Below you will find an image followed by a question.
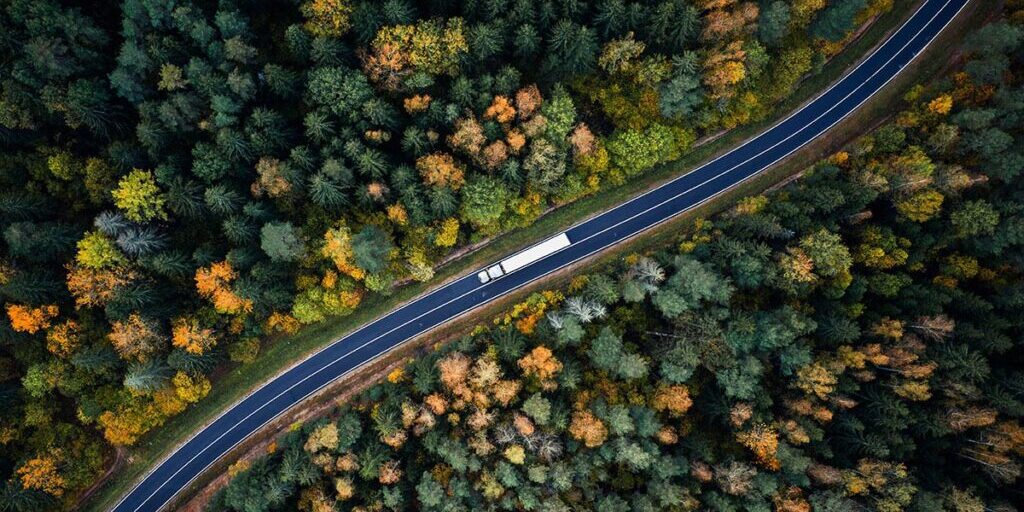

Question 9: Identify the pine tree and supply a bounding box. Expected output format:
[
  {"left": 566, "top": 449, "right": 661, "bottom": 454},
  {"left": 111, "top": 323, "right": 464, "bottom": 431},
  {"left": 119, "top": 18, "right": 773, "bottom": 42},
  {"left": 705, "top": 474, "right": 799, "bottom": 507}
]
[
  {"left": 204, "top": 184, "right": 244, "bottom": 217},
  {"left": 143, "top": 249, "right": 192, "bottom": 278},
  {"left": 308, "top": 171, "right": 349, "bottom": 209},
  {"left": 0, "top": 192, "right": 52, "bottom": 222},
  {"left": 123, "top": 359, "right": 173, "bottom": 393},
  {"left": 3, "top": 222, "right": 79, "bottom": 262},
  {"left": 115, "top": 226, "right": 166, "bottom": 257},
  {"left": 543, "top": 20, "right": 599, "bottom": 80},
  {"left": 62, "top": 79, "right": 118, "bottom": 136},
  {"left": 513, "top": 23, "right": 542, "bottom": 63},
  {"left": 93, "top": 211, "right": 131, "bottom": 237},
  {"left": 304, "top": 110, "right": 335, "bottom": 143},
  {"left": 222, "top": 216, "right": 258, "bottom": 245}
]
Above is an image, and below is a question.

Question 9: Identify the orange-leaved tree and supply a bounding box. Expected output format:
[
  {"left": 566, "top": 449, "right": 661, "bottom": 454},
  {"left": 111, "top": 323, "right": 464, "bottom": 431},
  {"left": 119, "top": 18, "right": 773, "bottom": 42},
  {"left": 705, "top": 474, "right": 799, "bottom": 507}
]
[
  {"left": 16, "top": 451, "right": 66, "bottom": 496},
  {"left": 171, "top": 316, "right": 218, "bottom": 355},
  {"left": 6, "top": 303, "right": 59, "bottom": 334},
  {"left": 195, "top": 260, "right": 253, "bottom": 314}
]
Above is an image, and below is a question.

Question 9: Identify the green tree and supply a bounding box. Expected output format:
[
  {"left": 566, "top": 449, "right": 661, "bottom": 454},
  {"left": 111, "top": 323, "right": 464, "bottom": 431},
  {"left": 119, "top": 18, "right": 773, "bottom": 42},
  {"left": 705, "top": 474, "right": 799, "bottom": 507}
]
[
  {"left": 646, "top": 0, "right": 699, "bottom": 53},
  {"left": 123, "top": 360, "right": 173, "bottom": 394},
  {"left": 798, "top": 229, "right": 852, "bottom": 279},
  {"left": 950, "top": 200, "right": 999, "bottom": 238},
  {"left": 460, "top": 176, "right": 509, "bottom": 231},
  {"left": 588, "top": 327, "right": 624, "bottom": 372},
  {"left": 543, "top": 20, "right": 599, "bottom": 79},
  {"left": 759, "top": 1, "right": 792, "bottom": 48},
  {"left": 607, "top": 124, "right": 691, "bottom": 177},
  {"left": 659, "top": 53, "right": 704, "bottom": 119},
  {"left": 306, "top": 66, "right": 374, "bottom": 122},
  {"left": 521, "top": 393, "right": 551, "bottom": 425},
  {"left": 416, "top": 472, "right": 445, "bottom": 508},
  {"left": 351, "top": 225, "right": 393, "bottom": 274},
  {"left": 261, "top": 222, "right": 305, "bottom": 262},
  {"left": 3, "top": 222, "right": 79, "bottom": 263},
  {"left": 811, "top": 0, "right": 867, "bottom": 41}
]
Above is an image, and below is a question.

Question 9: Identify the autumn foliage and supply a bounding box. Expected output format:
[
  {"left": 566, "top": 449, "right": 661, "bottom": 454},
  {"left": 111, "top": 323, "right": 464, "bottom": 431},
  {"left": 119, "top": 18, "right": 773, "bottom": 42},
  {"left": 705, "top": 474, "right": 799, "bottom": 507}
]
[
  {"left": 195, "top": 261, "right": 253, "bottom": 314},
  {"left": 416, "top": 153, "right": 465, "bottom": 189},
  {"left": 171, "top": 317, "right": 218, "bottom": 355},
  {"left": 17, "top": 452, "right": 66, "bottom": 496},
  {"left": 6, "top": 303, "right": 58, "bottom": 334}
]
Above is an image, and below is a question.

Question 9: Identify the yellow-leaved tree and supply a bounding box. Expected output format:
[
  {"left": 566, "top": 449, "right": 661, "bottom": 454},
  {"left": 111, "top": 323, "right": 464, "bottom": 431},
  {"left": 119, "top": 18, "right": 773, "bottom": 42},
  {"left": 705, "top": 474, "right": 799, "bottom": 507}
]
[
  {"left": 111, "top": 169, "right": 167, "bottom": 222},
  {"left": 301, "top": 0, "right": 353, "bottom": 37}
]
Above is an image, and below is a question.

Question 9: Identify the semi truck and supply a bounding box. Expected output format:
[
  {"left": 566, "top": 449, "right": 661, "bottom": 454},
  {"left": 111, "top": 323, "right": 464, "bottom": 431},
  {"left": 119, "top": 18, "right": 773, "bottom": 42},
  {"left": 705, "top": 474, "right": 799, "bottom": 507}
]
[{"left": 477, "top": 232, "right": 572, "bottom": 284}]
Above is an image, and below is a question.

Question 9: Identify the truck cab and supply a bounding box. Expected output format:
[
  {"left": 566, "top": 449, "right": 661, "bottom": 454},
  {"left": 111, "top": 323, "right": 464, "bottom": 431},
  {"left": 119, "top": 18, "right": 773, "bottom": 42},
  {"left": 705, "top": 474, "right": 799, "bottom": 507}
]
[
  {"left": 487, "top": 265, "right": 504, "bottom": 279},
  {"left": 478, "top": 265, "right": 505, "bottom": 283}
]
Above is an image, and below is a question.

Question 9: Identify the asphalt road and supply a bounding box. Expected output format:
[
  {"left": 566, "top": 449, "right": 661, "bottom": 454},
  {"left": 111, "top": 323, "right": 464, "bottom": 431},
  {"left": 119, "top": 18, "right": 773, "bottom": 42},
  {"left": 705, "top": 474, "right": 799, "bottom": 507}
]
[{"left": 113, "top": 0, "right": 969, "bottom": 509}]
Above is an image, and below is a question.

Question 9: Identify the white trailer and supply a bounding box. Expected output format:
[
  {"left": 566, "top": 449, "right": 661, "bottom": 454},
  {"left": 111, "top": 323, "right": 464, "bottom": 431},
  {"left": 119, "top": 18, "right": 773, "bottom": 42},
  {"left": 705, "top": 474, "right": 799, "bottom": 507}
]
[{"left": 477, "top": 233, "right": 572, "bottom": 283}]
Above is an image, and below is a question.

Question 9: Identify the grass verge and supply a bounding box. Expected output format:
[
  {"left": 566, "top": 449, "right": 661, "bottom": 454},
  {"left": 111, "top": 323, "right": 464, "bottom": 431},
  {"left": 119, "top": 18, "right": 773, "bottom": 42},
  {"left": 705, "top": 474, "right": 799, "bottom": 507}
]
[{"left": 84, "top": 0, "right": 981, "bottom": 508}]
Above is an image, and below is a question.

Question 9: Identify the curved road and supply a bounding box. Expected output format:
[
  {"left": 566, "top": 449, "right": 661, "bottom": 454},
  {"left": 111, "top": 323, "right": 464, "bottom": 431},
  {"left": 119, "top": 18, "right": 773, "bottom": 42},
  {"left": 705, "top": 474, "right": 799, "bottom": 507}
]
[{"left": 114, "top": 0, "right": 968, "bottom": 509}]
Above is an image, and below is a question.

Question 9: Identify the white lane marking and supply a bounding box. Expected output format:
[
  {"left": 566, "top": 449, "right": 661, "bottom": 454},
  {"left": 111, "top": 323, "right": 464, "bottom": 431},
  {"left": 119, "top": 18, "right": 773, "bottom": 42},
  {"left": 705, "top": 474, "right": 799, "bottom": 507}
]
[{"left": 119, "top": 0, "right": 962, "bottom": 509}]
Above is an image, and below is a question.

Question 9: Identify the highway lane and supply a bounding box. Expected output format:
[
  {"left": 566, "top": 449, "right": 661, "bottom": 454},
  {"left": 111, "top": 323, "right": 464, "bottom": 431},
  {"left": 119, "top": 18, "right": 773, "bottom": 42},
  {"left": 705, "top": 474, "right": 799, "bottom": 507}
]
[{"left": 112, "top": 0, "right": 969, "bottom": 509}]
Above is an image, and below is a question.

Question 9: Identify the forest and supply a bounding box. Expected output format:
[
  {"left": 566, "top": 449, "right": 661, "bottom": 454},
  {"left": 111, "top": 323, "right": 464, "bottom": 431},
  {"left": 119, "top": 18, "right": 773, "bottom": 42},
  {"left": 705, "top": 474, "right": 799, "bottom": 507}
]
[
  {"left": 0, "top": 0, "right": 899, "bottom": 507},
  {"left": 208, "top": 9, "right": 1024, "bottom": 512}
]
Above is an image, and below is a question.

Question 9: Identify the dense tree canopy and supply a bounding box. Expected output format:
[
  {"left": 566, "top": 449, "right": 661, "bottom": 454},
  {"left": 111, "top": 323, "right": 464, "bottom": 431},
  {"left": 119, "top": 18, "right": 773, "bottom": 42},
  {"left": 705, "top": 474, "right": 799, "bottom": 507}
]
[{"left": 0, "top": 0, "right": 965, "bottom": 507}]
